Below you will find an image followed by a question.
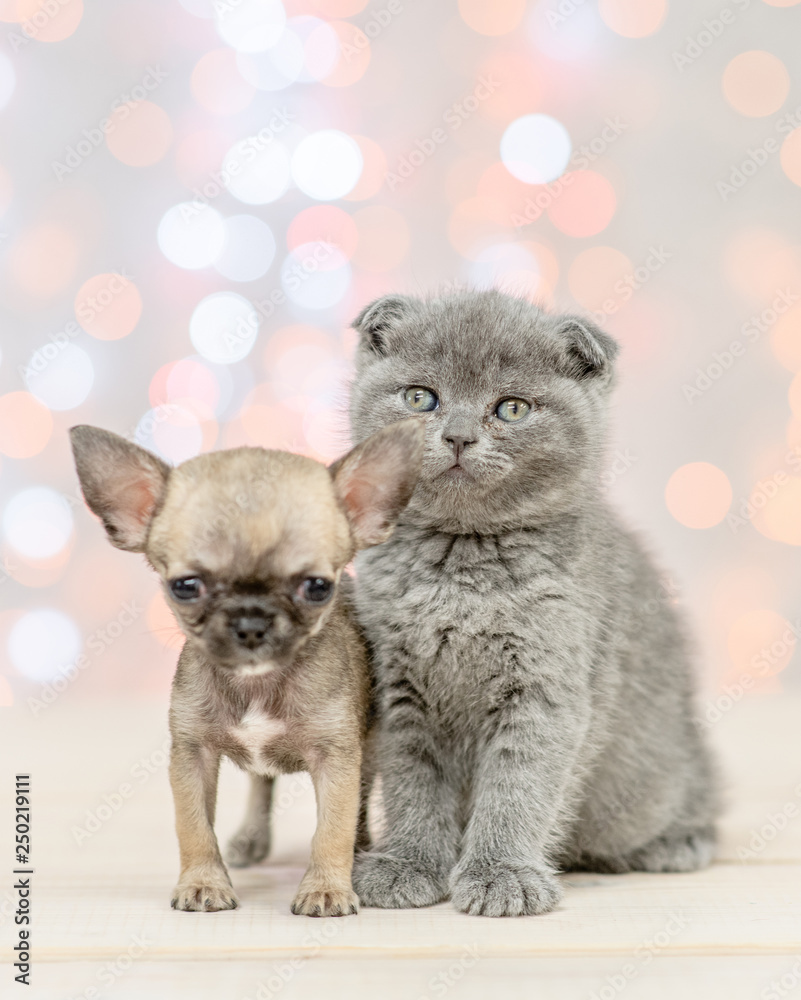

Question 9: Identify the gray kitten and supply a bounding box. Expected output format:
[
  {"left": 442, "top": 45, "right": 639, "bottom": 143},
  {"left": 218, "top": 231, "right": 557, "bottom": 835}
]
[{"left": 348, "top": 290, "right": 719, "bottom": 917}]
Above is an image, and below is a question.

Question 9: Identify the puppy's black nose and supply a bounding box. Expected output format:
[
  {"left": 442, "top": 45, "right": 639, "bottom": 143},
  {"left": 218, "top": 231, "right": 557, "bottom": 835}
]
[{"left": 230, "top": 615, "right": 271, "bottom": 649}]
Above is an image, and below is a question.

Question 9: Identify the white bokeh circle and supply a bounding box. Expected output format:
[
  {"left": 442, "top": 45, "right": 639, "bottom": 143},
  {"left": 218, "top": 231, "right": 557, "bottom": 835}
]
[
  {"left": 280, "top": 244, "right": 352, "bottom": 309},
  {"left": 528, "top": 3, "right": 601, "bottom": 60},
  {"left": 293, "top": 17, "right": 339, "bottom": 82},
  {"left": 223, "top": 138, "right": 292, "bottom": 205},
  {"left": 135, "top": 404, "right": 204, "bottom": 465},
  {"left": 215, "top": 0, "right": 286, "bottom": 53},
  {"left": 500, "top": 114, "right": 572, "bottom": 184},
  {"left": 214, "top": 215, "right": 276, "bottom": 282},
  {"left": 3, "top": 487, "right": 74, "bottom": 560},
  {"left": 236, "top": 30, "right": 304, "bottom": 90},
  {"left": 24, "top": 343, "right": 94, "bottom": 411},
  {"left": 8, "top": 609, "right": 82, "bottom": 684},
  {"left": 190, "top": 292, "right": 260, "bottom": 364},
  {"left": 291, "top": 131, "right": 363, "bottom": 201},
  {"left": 158, "top": 203, "right": 227, "bottom": 269},
  {"left": 469, "top": 243, "right": 542, "bottom": 296}
]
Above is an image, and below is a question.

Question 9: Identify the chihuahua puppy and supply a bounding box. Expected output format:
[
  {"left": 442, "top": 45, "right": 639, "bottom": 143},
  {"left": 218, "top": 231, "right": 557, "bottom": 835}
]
[{"left": 70, "top": 420, "right": 424, "bottom": 917}]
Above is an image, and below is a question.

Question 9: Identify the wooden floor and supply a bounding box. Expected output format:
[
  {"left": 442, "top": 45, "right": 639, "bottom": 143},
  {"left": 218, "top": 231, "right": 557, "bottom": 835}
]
[{"left": 2, "top": 692, "right": 800, "bottom": 999}]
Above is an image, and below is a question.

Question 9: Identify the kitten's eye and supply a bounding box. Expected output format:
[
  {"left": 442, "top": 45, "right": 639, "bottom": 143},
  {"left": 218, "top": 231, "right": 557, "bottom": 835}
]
[
  {"left": 496, "top": 398, "right": 531, "bottom": 422},
  {"left": 170, "top": 577, "right": 205, "bottom": 602},
  {"left": 404, "top": 386, "right": 438, "bottom": 412},
  {"left": 299, "top": 577, "right": 334, "bottom": 605}
]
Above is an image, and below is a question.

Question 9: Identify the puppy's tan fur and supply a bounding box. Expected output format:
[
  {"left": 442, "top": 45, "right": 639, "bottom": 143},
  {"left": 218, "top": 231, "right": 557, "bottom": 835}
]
[{"left": 70, "top": 422, "right": 424, "bottom": 917}]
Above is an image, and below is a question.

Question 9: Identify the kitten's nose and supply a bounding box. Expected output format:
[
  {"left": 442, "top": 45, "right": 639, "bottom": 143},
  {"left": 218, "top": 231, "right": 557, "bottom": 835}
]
[
  {"left": 230, "top": 614, "right": 272, "bottom": 649},
  {"left": 444, "top": 433, "right": 477, "bottom": 460}
]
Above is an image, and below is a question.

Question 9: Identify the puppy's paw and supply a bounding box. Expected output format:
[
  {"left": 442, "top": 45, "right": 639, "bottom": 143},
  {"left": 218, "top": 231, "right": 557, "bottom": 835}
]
[
  {"left": 450, "top": 861, "right": 562, "bottom": 917},
  {"left": 171, "top": 878, "right": 239, "bottom": 912},
  {"left": 224, "top": 826, "right": 271, "bottom": 868},
  {"left": 353, "top": 852, "right": 448, "bottom": 909},
  {"left": 291, "top": 886, "right": 359, "bottom": 918}
]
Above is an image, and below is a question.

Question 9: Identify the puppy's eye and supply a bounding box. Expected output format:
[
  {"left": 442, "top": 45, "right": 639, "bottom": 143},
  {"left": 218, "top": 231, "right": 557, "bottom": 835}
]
[
  {"left": 404, "top": 387, "right": 438, "bottom": 412},
  {"left": 299, "top": 578, "right": 334, "bottom": 605},
  {"left": 496, "top": 398, "right": 531, "bottom": 422},
  {"left": 170, "top": 577, "right": 205, "bottom": 602}
]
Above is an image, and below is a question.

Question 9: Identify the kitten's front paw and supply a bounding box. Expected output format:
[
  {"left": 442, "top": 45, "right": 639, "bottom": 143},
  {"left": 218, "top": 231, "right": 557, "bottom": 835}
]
[
  {"left": 171, "top": 876, "right": 239, "bottom": 912},
  {"left": 353, "top": 852, "right": 448, "bottom": 909},
  {"left": 450, "top": 861, "right": 562, "bottom": 917},
  {"left": 627, "top": 829, "right": 716, "bottom": 873}
]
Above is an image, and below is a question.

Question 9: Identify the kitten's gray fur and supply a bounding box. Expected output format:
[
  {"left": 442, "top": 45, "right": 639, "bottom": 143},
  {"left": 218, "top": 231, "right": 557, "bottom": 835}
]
[{"left": 348, "top": 290, "right": 719, "bottom": 917}]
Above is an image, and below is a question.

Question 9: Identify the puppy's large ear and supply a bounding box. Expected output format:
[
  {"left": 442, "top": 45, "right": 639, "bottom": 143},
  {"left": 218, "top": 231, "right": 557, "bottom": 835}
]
[
  {"left": 554, "top": 315, "right": 620, "bottom": 380},
  {"left": 69, "top": 426, "right": 171, "bottom": 552},
  {"left": 330, "top": 418, "right": 425, "bottom": 549},
  {"left": 352, "top": 294, "right": 417, "bottom": 355}
]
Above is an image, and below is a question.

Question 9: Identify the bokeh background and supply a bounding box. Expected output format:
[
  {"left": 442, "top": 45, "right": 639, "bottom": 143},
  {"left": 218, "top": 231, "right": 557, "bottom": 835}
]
[{"left": 1, "top": 0, "right": 801, "bottom": 718}]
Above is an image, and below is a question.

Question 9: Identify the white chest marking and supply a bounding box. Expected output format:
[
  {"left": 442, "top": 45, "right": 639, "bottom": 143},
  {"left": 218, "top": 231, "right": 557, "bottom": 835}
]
[
  {"left": 236, "top": 661, "right": 277, "bottom": 678},
  {"left": 230, "top": 709, "right": 286, "bottom": 767}
]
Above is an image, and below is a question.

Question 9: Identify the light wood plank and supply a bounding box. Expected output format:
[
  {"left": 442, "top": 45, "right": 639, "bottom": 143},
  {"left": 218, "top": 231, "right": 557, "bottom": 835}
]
[
  {"left": 26, "top": 955, "right": 801, "bottom": 1000},
  {"left": 11, "top": 863, "right": 800, "bottom": 963},
  {"left": 1, "top": 690, "right": 800, "bottom": 998}
]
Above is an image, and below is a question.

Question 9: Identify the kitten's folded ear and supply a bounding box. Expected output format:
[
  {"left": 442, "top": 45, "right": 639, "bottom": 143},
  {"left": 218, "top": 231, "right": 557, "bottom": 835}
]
[
  {"left": 554, "top": 316, "right": 620, "bottom": 380},
  {"left": 69, "top": 425, "right": 171, "bottom": 552},
  {"left": 330, "top": 418, "right": 425, "bottom": 549},
  {"left": 352, "top": 294, "right": 417, "bottom": 354}
]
